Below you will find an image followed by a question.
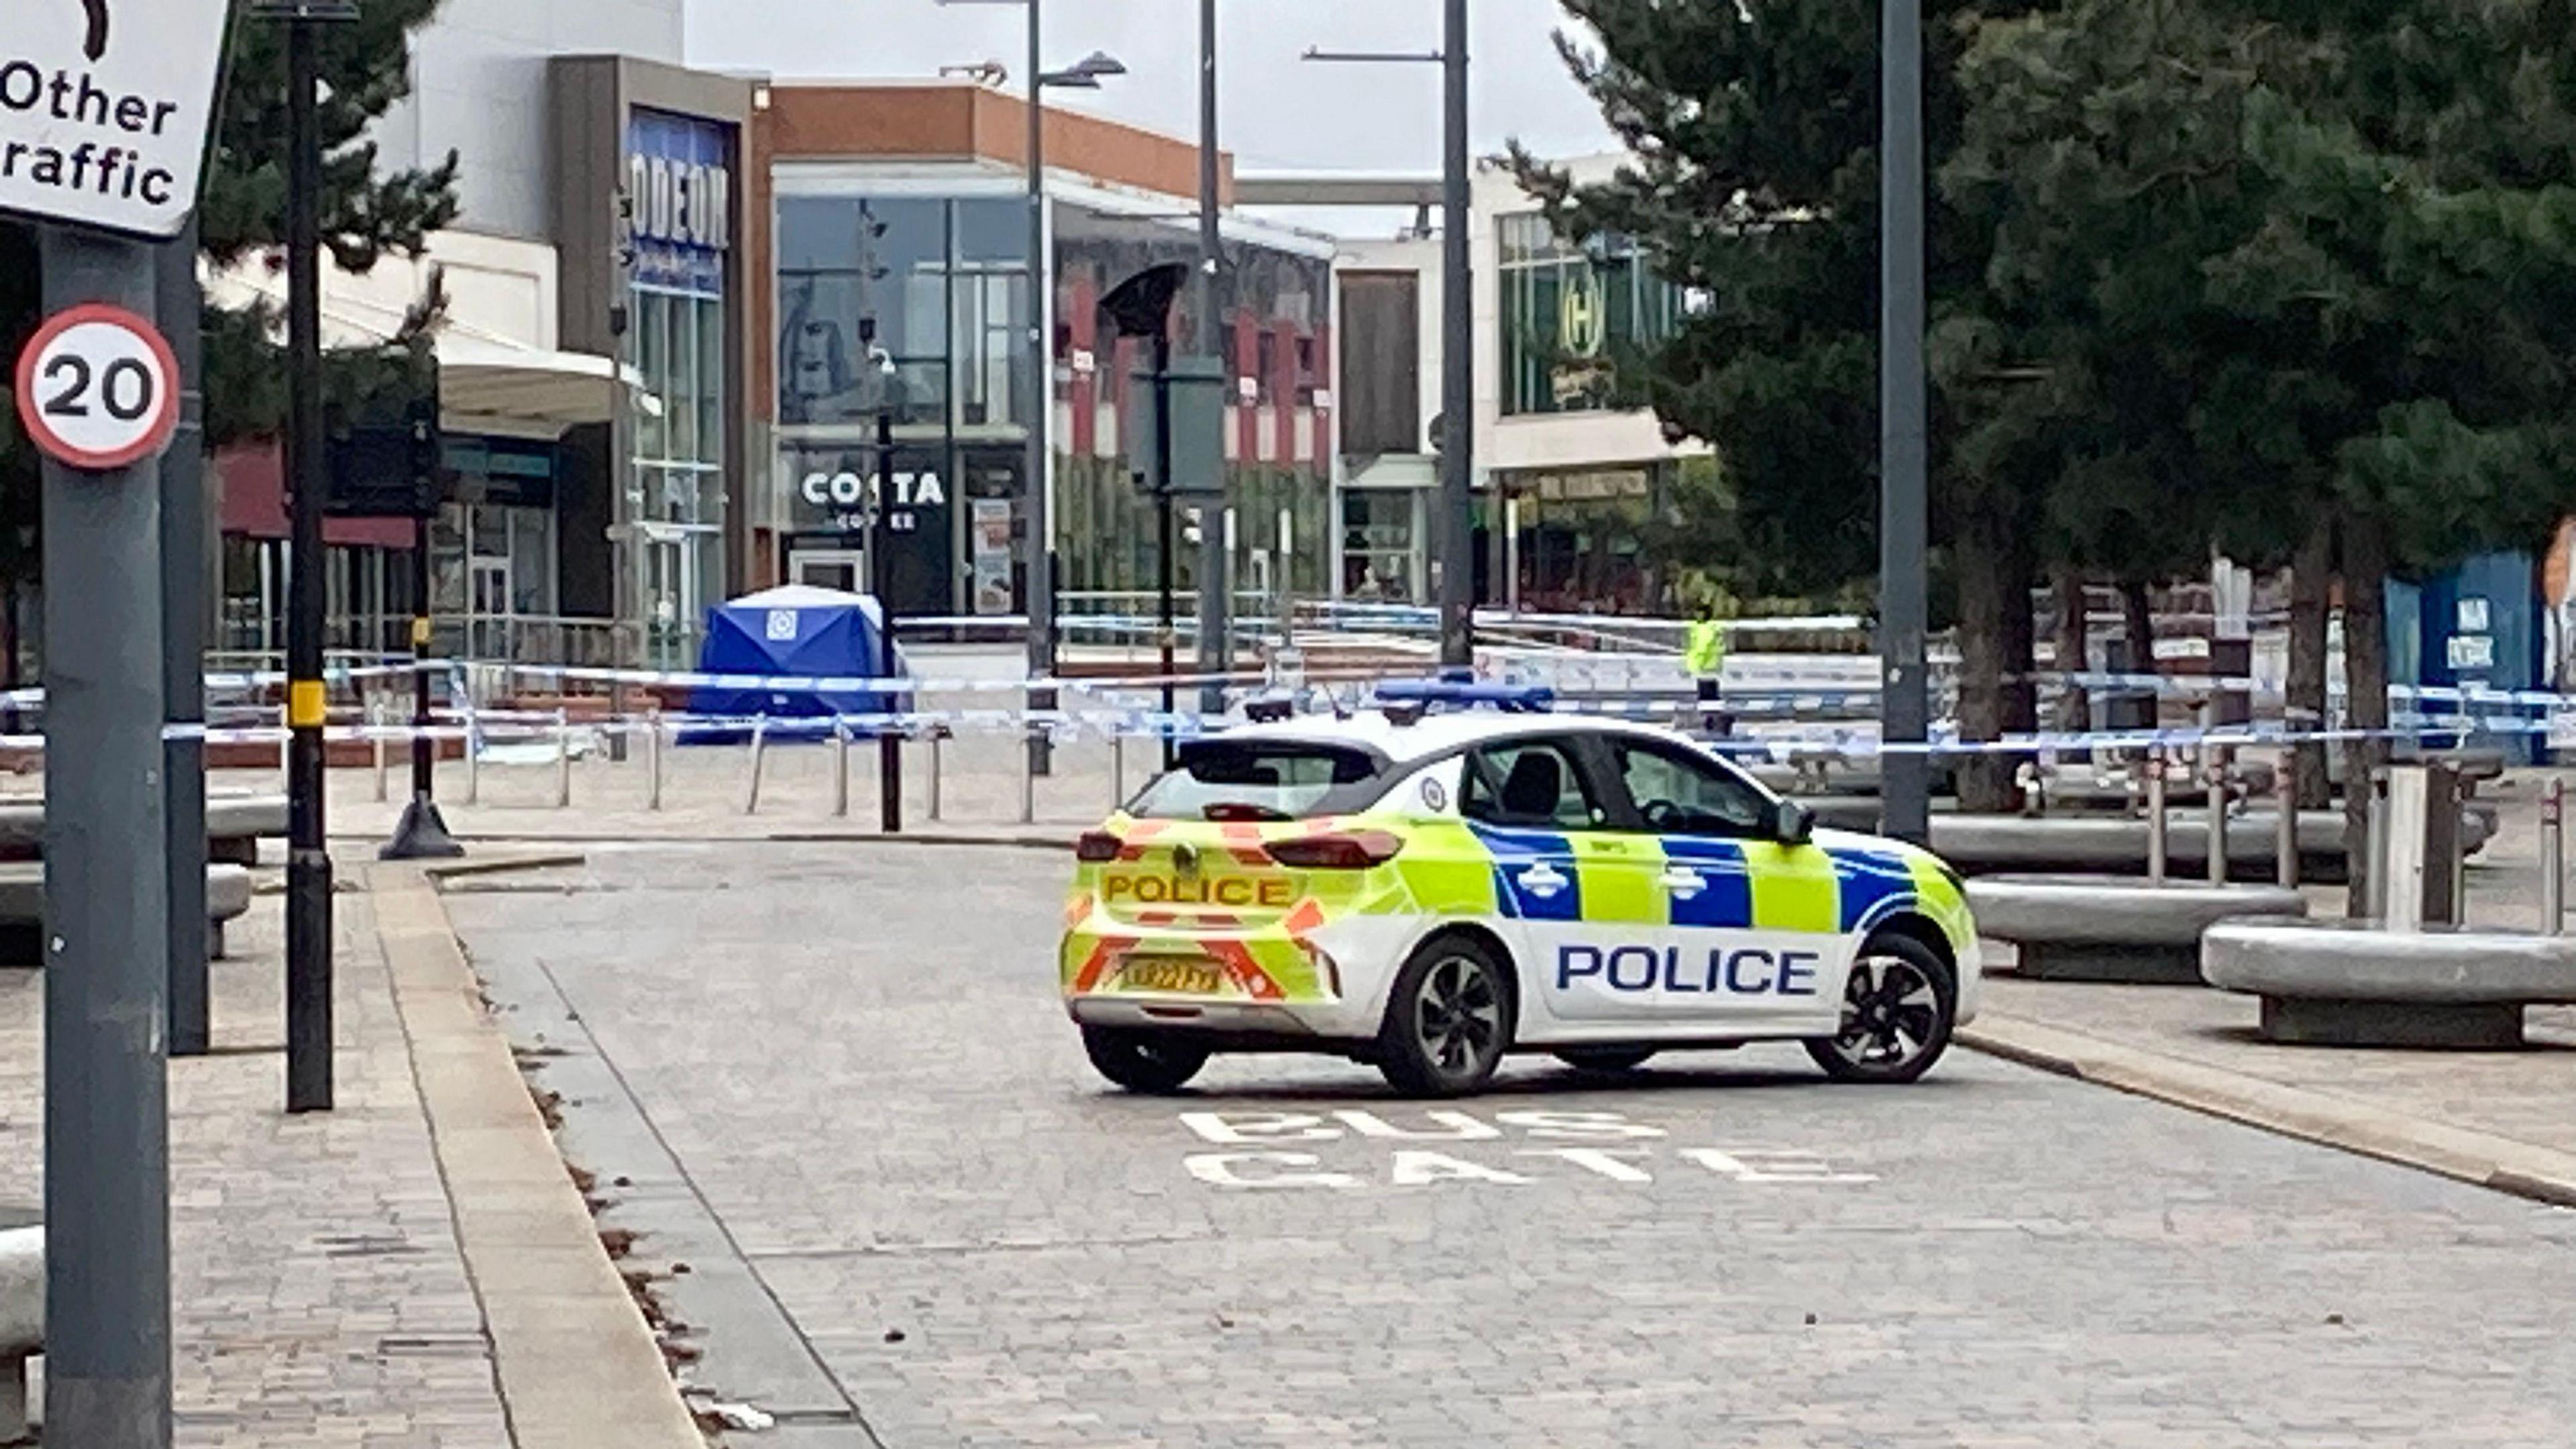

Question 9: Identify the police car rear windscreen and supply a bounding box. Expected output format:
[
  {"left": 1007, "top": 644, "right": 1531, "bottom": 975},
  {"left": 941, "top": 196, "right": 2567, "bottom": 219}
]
[{"left": 1131, "top": 743, "right": 1381, "bottom": 821}]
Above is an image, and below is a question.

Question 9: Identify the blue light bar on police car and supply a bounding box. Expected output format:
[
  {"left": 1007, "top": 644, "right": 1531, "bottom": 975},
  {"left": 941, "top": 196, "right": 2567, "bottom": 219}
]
[{"left": 1373, "top": 679, "right": 1556, "bottom": 714}]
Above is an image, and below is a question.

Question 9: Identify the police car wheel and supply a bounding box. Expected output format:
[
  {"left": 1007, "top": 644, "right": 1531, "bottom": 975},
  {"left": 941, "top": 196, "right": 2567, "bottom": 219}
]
[
  {"left": 1377, "top": 936, "right": 1515, "bottom": 1097},
  {"left": 1081, "top": 1026, "right": 1210, "bottom": 1094},
  {"left": 1805, "top": 935, "right": 1955, "bottom": 1084},
  {"left": 1554, "top": 1049, "right": 1656, "bottom": 1074}
]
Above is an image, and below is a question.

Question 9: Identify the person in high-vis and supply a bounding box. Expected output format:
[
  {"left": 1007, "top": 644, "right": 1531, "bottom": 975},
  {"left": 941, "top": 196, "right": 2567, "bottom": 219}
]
[{"left": 1684, "top": 608, "right": 1734, "bottom": 739}]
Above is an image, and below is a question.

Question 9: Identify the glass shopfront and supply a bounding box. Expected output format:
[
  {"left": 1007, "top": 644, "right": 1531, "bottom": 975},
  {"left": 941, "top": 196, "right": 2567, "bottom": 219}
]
[
  {"left": 1497, "top": 213, "right": 1687, "bottom": 417},
  {"left": 628, "top": 109, "right": 736, "bottom": 667},
  {"left": 775, "top": 193, "right": 1029, "bottom": 616}
]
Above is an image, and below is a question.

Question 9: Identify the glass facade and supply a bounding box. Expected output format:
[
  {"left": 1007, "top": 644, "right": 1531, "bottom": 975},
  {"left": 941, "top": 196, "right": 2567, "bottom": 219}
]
[
  {"left": 775, "top": 194, "right": 1030, "bottom": 615},
  {"left": 628, "top": 109, "right": 737, "bottom": 667},
  {"left": 1497, "top": 212, "right": 1687, "bottom": 417},
  {"left": 772, "top": 189, "right": 1334, "bottom": 615}
]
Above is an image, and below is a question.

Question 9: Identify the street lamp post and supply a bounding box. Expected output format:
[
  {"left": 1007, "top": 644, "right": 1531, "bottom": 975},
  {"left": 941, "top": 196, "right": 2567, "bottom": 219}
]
[
  {"left": 1879, "top": 0, "right": 1931, "bottom": 843},
  {"left": 943, "top": 0, "right": 1122, "bottom": 775},
  {"left": 1304, "top": 0, "right": 1474, "bottom": 669}
]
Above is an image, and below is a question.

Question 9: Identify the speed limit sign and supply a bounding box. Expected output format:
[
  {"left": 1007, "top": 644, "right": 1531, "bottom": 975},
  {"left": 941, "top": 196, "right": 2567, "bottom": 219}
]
[{"left": 13, "top": 304, "right": 182, "bottom": 472}]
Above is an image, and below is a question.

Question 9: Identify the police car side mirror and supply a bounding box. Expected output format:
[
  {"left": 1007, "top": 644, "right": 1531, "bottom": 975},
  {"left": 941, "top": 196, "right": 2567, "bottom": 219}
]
[{"left": 1770, "top": 799, "right": 1815, "bottom": 846}]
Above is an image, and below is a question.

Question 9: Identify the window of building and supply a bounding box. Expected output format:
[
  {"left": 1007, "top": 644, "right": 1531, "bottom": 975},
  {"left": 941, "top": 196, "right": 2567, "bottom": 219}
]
[{"left": 1497, "top": 212, "right": 1688, "bottom": 417}]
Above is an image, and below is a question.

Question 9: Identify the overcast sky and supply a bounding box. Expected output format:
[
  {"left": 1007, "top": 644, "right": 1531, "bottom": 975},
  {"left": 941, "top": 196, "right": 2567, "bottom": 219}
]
[{"left": 684, "top": 0, "right": 1616, "bottom": 233}]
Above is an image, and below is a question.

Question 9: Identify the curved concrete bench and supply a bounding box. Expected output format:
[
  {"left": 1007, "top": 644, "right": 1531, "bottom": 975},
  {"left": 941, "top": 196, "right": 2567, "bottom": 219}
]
[
  {"left": 0, "top": 794, "right": 286, "bottom": 867},
  {"left": 2203, "top": 919, "right": 2576, "bottom": 1047},
  {"left": 0, "top": 863, "right": 254, "bottom": 965},
  {"left": 1971, "top": 875, "right": 2309, "bottom": 983},
  {"left": 0, "top": 1222, "right": 37, "bottom": 1441},
  {"left": 1799, "top": 807, "right": 2491, "bottom": 883}
]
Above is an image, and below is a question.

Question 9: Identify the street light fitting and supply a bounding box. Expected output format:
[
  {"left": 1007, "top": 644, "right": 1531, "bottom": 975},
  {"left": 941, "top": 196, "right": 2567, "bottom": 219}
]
[
  {"left": 1301, "top": 46, "right": 1442, "bottom": 64},
  {"left": 1040, "top": 50, "right": 1128, "bottom": 89}
]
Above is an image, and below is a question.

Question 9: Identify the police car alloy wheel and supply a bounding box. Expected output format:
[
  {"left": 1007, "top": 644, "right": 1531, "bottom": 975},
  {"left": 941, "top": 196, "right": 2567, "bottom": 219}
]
[
  {"left": 1555, "top": 1048, "right": 1656, "bottom": 1074},
  {"left": 1081, "top": 1026, "right": 1211, "bottom": 1094},
  {"left": 1377, "top": 935, "right": 1515, "bottom": 1097},
  {"left": 1805, "top": 934, "right": 1956, "bottom": 1083}
]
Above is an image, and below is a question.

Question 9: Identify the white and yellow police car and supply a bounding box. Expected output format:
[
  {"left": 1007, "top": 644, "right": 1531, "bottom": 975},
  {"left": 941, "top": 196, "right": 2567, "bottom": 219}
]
[{"left": 1060, "top": 682, "right": 1979, "bottom": 1097}]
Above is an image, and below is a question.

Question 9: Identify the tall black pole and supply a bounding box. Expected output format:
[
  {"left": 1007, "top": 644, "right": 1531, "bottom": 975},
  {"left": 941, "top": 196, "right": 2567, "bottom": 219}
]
[
  {"left": 1436, "top": 0, "right": 1473, "bottom": 669},
  {"left": 284, "top": 13, "right": 336, "bottom": 1111},
  {"left": 158, "top": 221, "right": 209, "bottom": 1059},
  {"left": 380, "top": 502, "right": 461, "bottom": 861},
  {"left": 873, "top": 403, "right": 902, "bottom": 833},
  {"left": 40, "top": 223, "right": 175, "bottom": 1449},
  {"left": 1194, "top": 0, "right": 1229, "bottom": 716},
  {"left": 1155, "top": 335, "right": 1177, "bottom": 768},
  {"left": 1878, "top": 0, "right": 1931, "bottom": 843},
  {"left": 1024, "top": 0, "right": 1057, "bottom": 776}
]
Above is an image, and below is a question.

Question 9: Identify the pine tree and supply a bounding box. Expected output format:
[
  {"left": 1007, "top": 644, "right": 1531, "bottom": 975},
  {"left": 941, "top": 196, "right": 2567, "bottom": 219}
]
[{"left": 0, "top": 2, "right": 459, "bottom": 653}]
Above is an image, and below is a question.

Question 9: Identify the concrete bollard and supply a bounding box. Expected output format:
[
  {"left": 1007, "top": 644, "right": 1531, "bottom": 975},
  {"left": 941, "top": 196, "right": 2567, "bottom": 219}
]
[
  {"left": 833, "top": 718, "right": 851, "bottom": 819},
  {"left": 743, "top": 720, "right": 769, "bottom": 816},
  {"left": 2145, "top": 750, "right": 2169, "bottom": 886},
  {"left": 2544, "top": 778, "right": 2565, "bottom": 935},
  {"left": 554, "top": 707, "right": 573, "bottom": 808},
  {"left": 646, "top": 708, "right": 664, "bottom": 812}
]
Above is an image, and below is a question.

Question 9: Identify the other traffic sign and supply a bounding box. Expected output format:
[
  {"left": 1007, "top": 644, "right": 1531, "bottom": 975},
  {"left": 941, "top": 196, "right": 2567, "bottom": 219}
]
[
  {"left": 13, "top": 302, "right": 180, "bottom": 470},
  {"left": 0, "top": 0, "right": 234, "bottom": 236}
]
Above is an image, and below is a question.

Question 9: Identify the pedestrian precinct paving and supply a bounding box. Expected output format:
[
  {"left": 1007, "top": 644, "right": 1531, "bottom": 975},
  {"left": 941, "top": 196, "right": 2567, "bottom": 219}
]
[{"left": 0, "top": 890, "right": 511, "bottom": 1448}]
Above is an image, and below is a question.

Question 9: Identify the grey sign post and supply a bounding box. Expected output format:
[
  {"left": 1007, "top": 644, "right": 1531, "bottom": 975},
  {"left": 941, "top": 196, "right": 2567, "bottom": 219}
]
[{"left": 3, "top": 1, "right": 235, "bottom": 1443}]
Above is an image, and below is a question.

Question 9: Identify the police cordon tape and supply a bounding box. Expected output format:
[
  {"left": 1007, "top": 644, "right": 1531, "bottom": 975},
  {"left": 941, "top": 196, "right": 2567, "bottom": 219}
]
[{"left": 63, "top": 706, "right": 2540, "bottom": 758}]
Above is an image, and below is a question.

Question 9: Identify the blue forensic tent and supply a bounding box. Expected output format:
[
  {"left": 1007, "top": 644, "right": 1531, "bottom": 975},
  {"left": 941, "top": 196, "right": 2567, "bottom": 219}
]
[{"left": 681, "top": 584, "right": 912, "bottom": 743}]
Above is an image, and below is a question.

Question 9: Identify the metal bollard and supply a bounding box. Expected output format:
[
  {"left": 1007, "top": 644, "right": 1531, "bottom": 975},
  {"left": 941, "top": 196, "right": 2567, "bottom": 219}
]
[
  {"left": 2145, "top": 751, "right": 2169, "bottom": 886},
  {"left": 928, "top": 729, "right": 944, "bottom": 821},
  {"left": 1110, "top": 733, "right": 1125, "bottom": 810},
  {"left": 2205, "top": 747, "right": 2230, "bottom": 885},
  {"left": 647, "top": 708, "right": 664, "bottom": 812},
  {"left": 371, "top": 695, "right": 389, "bottom": 803},
  {"left": 833, "top": 718, "right": 851, "bottom": 819},
  {"left": 2275, "top": 745, "right": 2300, "bottom": 888},
  {"left": 1019, "top": 722, "right": 1038, "bottom": 824},
  {"left": 555, "top": 707, "right": 572, "bottom": 808},
  {"left": 743, "top": 720, "right": 769, "bottom": 815},
  {"left": 2544, "top": 778, "right": 2565, "bottom": 935}
]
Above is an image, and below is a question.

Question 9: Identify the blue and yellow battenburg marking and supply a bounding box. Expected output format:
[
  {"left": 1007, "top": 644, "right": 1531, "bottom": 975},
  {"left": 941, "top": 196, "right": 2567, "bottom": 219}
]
[{"left": 1063, "top": 808, "right": 1973, "bottom": 1007}]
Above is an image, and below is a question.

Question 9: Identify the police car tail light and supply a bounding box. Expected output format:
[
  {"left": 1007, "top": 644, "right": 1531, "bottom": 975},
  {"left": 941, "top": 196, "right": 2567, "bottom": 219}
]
[
  {"left": 1074, "top": 830, "right": 1123, "bottom": 863},
  {"left": 1264, "top": 830, "right": 1403, "bottom": 870}
]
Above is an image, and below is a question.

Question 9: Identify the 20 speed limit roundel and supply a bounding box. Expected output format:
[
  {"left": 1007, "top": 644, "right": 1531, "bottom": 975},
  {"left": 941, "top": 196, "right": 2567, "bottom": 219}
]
[{"left": 13, "top": 303, "right": 182, "bottom": 471}]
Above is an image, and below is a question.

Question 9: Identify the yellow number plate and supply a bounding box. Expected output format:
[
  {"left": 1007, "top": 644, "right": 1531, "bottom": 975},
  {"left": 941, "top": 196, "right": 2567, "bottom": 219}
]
[{"left": 1120, "top": 957, "right": 1226, "bottom": 995}]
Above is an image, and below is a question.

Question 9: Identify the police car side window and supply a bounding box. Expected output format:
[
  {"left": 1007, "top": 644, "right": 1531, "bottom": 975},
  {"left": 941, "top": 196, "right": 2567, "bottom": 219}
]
[
  {"left": 1461, "top": 741, "right": 1607, "bottom": 830},
  {"left": 1614, "top": 741, "right": 1769, "bottom": 838}
]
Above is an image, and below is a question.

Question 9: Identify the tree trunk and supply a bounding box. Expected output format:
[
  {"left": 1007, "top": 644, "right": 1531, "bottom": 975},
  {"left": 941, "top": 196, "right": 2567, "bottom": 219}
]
[
  {"left": 2051, "top": 567, "right": 2090, "bottom": 734},
  {"left": 2286, "top": 515, "right": 2332, "bottom": 809},
  {"left": 2120, "top": 578, "right": 2155, "bottom": 669},
  {"left": 2341, "top": 514, "right": 2392, "bottom": 918},
  {"left": 1954, "top": 502, "right": 2035, "bottom": 813}
]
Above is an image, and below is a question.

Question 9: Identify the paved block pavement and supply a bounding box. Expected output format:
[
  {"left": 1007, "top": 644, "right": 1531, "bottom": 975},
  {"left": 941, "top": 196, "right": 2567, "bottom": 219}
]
[
  {"left": 447, "top": 841, "right": 2576, "bottom": 1449},
  {"left": 0, "top": 890, "right": 511, "bottom": 1448}
]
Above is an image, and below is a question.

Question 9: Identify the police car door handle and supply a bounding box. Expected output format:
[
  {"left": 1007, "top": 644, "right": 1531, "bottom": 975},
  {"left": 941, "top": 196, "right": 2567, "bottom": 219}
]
[
  {"left": 1516, "top": 863, "right": 1567, "bottom": 897},
  {"left": 1658, "top": 868, "right": 1705, "bottom": 899}
]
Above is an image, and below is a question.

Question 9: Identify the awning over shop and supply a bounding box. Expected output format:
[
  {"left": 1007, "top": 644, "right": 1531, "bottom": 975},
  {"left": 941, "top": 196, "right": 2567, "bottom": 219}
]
[{"left": 435, "top": 335, "right": 661, "bottom": 440}]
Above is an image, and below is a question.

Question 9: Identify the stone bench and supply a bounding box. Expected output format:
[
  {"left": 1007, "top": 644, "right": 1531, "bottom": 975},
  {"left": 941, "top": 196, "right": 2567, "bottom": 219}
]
[
  {"left": 2202, "top": 918, "right": 2576, "bottom": 1048},
  {"left": 0, "top": 1220, "right": 37, "bottom": 1444},
  {"left": 1971, "top": 875, "right": 2310, "bottom": 983},
  {"left": 0, "top": 795, "right": 286, "bottom": 868},
  {"left": 0, "top": 863, "right": 255, "bottom": 965}
]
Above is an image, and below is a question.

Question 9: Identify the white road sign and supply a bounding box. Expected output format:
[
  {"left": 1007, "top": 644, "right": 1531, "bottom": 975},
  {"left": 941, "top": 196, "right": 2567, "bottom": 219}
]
[
  {"left": 13, "top": 303, "right": 180, "bottom": 470},
  {"left": 0, "top": 0, "right": 233, "bottom": 235}
]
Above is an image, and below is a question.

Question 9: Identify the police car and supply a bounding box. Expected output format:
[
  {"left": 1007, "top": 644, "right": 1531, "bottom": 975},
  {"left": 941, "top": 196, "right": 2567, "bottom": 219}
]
[{"left": 1059, "top": 683, "right": 1979, "bottom": 1097}]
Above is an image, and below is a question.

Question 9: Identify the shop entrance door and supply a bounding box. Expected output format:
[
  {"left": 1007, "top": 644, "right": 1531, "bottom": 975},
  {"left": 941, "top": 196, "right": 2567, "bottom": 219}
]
[
  {"left": 788, "top": 547, "right": 867, "bottom": 595},
  {"left": 644, "top": 537, "right": 699, "bottom": 669},
  {"left": 468, "top": 557, "right": 512, "bottom": 660}
]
